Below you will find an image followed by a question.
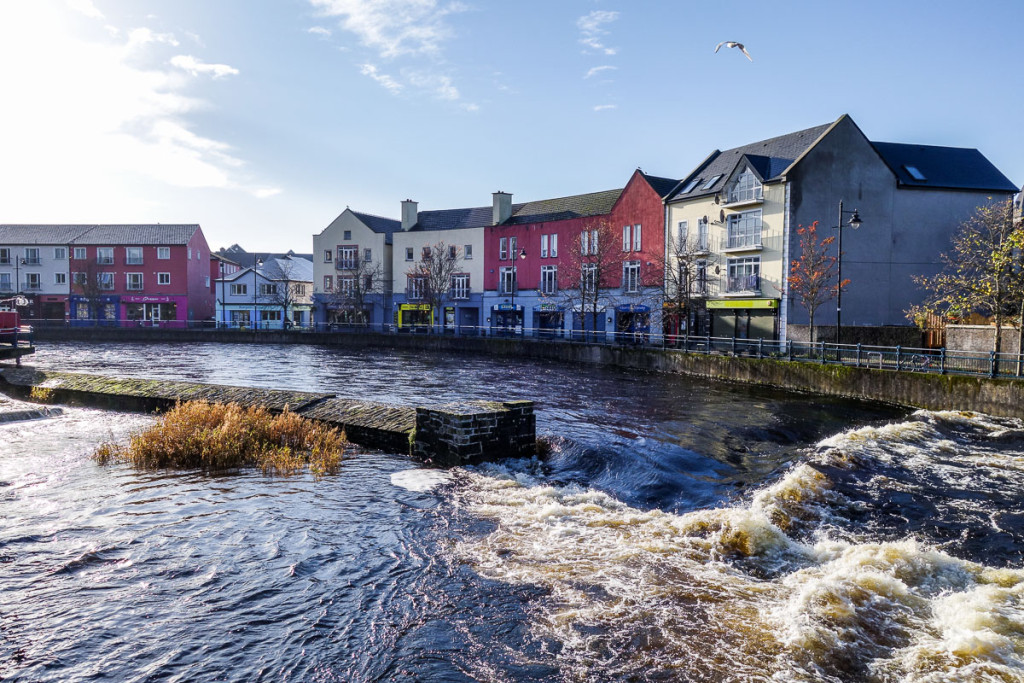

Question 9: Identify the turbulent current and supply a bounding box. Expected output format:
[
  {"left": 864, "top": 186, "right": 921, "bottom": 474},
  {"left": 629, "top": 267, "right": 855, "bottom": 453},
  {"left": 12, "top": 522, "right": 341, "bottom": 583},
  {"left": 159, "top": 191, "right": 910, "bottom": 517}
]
[{"left": 2, "top": 342, "right": 1023, "bottom": 682}]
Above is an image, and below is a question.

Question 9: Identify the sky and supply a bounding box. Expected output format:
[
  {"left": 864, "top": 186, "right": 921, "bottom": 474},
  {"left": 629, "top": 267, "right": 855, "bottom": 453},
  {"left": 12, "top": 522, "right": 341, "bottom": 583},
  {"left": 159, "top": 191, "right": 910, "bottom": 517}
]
[{"left": 0, "top": 0, "right": 1021, "bottom": 253}]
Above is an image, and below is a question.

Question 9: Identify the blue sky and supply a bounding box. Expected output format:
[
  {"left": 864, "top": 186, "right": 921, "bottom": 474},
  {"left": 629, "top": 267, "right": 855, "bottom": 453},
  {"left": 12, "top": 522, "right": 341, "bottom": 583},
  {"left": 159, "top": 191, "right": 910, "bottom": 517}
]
[{"left": 1, "top": 0, "right": 1021, "bottom": 252}]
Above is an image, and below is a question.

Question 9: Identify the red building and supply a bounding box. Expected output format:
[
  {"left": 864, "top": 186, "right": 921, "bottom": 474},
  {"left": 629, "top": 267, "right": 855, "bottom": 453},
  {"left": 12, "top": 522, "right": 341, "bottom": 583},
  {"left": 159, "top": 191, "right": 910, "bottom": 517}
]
[
  {"left": 67, "top": 224, "right": 215, "bottom": 326},
  {"left": 483, "top": 170, "right": 676, "bottom": 337}
]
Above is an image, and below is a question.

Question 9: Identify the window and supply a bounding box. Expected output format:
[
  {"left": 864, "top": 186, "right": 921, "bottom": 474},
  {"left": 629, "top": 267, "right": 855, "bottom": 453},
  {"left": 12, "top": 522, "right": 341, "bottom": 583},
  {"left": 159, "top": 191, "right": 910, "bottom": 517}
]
[
  {"left": 55, "top": 272, "right": 67, "bottom": 285},
  {"left": 73, "top": 272, "right": 86, "bottom": 287},
  {"left": 24, "top": 273, "right": 41, "bottom": 290},
  {"left": 421, "top": 246, "right": 432, "bottom": 260},
  {"left": 623, "top": 260, "right": 640, "bottom": 293},
  {"left": 293, "top": 284, "right": 307, "bottom": 297},
  {"left": 725, "top": 210, "right": 762, "bottom": 249},
  {"left": 323, "top": 275, "right": 333, "bottom": 291},
  {"left": 405, "top": 247, "right": 414, "bottom": 261},
  {"left": 24, "top": 247, "right": 40, "bottom": 265},
  {"left": 464, "top": 244, "right": 473, "bottom": 259},
  {"left": 728, "top": 167, "right": 763, "bottom": 203},
  {"left": 230, "top": 283, "right": 247, "bottom": 296},
  {"left": 580, "top": 231, "right": 588, "bottom": 255},
  {"left": 541, "top": 265, "right": 557, "bottom": 294},
  {"left": 582, "top": 263, "right": 597, "bottom": 293},
  {"left": 363, "top": 274, "right": 373, "bottom": 290},
  {"left": 702, "top": 174, "right": 723, "bottom": 190},
  {"left": 204, "top": 276, "right": 210, "bottom": 288},
  {"left": 127, "top": 273, "right": 143, "bottom": 290},
  {"left": 74, "top": 247, "right": 87, "bottom": 260},
  {"left": 97, "top": 247, "right": 114, "bottom": 264},
  {"left": 499, "top": 237, "right": 508, "bottom": 260},
  {"left": 343, "top": 230, "right": 352, "bottom": 240},
  {"left": 695, "top": 260, "right": 708, "bottom": 295},
  {"left": 904, "top": 165, "right": 926, "bottom": 181},
  {"left": 509, "top": 236, "right": 517, "bottom": 260},
  {"left": 589, "top": 230, "right": 598, "bottom": 255},
  {"left": 261, "top": 310, "right": 282, "bottom": 322},
  {"left": 0, "top": 248, "right": 9, "bottom": 264},
  {"left": 0, "top": 273, "right": 10, "bottom": 291},
  {"left": 633, "top": 225, "right": 642, "bottom": 251},
  {"left": 727, "top": 257, "right": 760, "bottom": 292},
  {"left": 499, "top": 266, "right": 517, "bottom": 295},
  {"left": 259, "top": 283, "right": 278, "bottom": 296},
  {"left": 678, "top": 220, "right": 688, "bottom": 247},
  {"left": 550, "top": 234, "right": 558, "bottom": 257},
  {"left": 679, "top": 178, "right": 700, "bottom": 194},
  {"left": 448, "top": 245, "right": 457, "bottom": 260},
  {"left": 622, "top": 225, "right": 630, "bottom": 252},
  {"left": 698, "top": 218, "right": 709, "bottom": 251},
  {"left": 338, "top": 246, "right": 358, "bottom": 269},
  {"left": 54, "top": 247, "right": 66, "bottom": 260},
  {"left": 364, "top": 248, "right": 372, "bottom": 262},
  {"left": 188, "top": 248, "right": 192, "bottom": 260},
  {"left": 339, "top": 277, "right": 355, "bottom": 296},
  {"left": 158, "top": 272, "right": 171, "bottom": 285},
  {"left": 541, "top": 234, "right": 549, "bottom": 258},
  {"left": 126, "top": 247, "right": 143, "bottom": 265},
  {"left": 451, "top": 273, "right": 470, "bottom": 299},
  {"left": 407, "top": 275, "right": 426, "bottom": 300},
  {"left": 157, "top": 247, "right": 170, "bottom": 259},
  {"left": 324, "top": 249, "right": 333, "bottom": 263},
  {"left": 98, "top": 272, "right": 114, "bottom": 290}
]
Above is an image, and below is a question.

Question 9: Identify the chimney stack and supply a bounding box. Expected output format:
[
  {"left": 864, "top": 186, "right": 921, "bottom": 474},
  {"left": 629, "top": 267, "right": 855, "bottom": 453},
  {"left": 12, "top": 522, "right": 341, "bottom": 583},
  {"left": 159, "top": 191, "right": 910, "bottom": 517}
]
[
  {"left": 492, "top": 191, "right": 512, "bottom": 226},
  {"left": 401, "top": 199, "right": 418, "bottom": 231}
]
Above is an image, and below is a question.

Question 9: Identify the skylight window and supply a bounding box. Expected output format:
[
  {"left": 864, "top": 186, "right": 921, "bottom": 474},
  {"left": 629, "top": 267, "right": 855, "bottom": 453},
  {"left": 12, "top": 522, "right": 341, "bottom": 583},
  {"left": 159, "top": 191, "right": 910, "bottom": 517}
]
[
  {"left": 702, "top": 175, "right": 723, "bottom": 190},
  {"left": 904, "top": 165, "right": 926, "bottom": 181},
  {"left": 680, "top": 178, "right": 700, "bottom": 194}
]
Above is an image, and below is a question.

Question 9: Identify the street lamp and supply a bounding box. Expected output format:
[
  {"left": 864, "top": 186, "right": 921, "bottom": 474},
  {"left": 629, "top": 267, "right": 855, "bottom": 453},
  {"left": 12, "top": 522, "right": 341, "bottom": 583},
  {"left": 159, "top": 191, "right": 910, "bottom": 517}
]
[
  {"left": 218, "top": 259, "right": 226, "bottom": 329},
  {"left": 509, "top": 247, "right": 526, "bottom": 336},
  {"left": 835, "top": 200, "right": 863, "bottom": 346},
  {"left": 252, "top": 258, "right": 263, "bottom": 331}
]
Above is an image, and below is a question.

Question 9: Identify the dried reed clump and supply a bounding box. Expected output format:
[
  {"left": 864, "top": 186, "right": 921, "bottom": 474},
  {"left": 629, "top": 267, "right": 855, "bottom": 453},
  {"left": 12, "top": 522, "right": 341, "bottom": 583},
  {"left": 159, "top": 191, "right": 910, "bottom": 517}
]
[{"left": 94, "top": 401, "right": 347, "bottom": 477}]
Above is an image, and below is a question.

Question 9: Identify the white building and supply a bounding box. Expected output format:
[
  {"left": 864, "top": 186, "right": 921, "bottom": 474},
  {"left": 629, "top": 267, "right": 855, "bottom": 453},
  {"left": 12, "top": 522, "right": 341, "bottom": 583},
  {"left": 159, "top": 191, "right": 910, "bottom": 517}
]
[{"left": 216, "top": 255, "right": 314, "bottom": 329}]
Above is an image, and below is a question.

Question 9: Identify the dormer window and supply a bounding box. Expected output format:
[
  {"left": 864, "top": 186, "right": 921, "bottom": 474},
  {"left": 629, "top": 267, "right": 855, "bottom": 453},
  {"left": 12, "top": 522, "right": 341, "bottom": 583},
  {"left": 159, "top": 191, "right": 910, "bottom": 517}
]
[
  {"left": 904, "top": 165, "right": 926, "bottom": 181},
  {"left": 727, "top": 167, "right": 763, "bottom": 204}
]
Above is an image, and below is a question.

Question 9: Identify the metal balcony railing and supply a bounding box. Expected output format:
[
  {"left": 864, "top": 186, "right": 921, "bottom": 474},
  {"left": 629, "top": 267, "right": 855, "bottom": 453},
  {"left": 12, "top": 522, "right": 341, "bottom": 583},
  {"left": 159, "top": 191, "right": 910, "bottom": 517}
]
[
  {"left": 726, "top": 274, "right": 760, "bottom": 293},
  {"left": 721, "top": 233, "right": 762, "bottom": 250}
]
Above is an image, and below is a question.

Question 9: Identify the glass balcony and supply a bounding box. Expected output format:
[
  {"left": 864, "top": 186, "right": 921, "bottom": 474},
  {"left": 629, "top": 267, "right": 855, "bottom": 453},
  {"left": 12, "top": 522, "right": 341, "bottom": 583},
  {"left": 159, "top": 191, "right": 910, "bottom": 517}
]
[
  {"left": 721, "top": 233, "right": 762, "bottom": 251},
  {"left": 726, "top": 274, "right": 760, "bottom": 293}
]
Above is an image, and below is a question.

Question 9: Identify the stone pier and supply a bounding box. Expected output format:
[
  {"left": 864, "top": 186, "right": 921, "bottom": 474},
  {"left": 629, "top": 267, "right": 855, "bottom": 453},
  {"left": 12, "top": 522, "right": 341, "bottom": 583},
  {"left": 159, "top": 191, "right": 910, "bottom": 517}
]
[{"left": 0, "top": 369, "right": 536, "bottom": 467}]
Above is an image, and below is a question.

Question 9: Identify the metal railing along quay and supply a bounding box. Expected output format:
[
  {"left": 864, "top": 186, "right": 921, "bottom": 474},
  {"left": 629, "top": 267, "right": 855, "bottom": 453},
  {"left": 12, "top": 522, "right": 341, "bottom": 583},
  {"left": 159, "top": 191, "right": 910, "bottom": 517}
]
[{"left": 22, "top": 317, "right": 1024, "bottom": 379}]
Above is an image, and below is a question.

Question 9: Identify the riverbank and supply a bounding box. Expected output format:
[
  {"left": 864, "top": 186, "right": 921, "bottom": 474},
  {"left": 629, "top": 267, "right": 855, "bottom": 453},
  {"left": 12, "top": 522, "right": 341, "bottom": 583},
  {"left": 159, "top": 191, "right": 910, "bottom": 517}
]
[{"left": 28, "top": 326, "right": 1024, "bottom": 418}]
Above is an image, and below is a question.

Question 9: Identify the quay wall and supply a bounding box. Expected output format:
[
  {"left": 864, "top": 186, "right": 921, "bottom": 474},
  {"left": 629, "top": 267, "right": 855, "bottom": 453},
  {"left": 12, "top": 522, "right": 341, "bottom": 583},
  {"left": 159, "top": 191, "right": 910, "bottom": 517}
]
[{"left": 29, "top": 327, "right": 1024, "bottom": 418}]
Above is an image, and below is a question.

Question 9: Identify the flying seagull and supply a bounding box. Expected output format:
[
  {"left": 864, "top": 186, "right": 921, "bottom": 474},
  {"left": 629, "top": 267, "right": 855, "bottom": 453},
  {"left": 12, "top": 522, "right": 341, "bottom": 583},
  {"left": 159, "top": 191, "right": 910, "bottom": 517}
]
[{"left": 714, "top": 41, "right": 753, "bottom": 62}]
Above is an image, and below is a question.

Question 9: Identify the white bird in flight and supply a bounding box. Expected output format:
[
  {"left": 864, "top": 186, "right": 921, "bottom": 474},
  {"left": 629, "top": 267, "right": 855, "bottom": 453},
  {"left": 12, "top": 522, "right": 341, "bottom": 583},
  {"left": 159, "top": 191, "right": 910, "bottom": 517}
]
[{"left": 715, "top": 41, "right": 753, "bottom": 62}]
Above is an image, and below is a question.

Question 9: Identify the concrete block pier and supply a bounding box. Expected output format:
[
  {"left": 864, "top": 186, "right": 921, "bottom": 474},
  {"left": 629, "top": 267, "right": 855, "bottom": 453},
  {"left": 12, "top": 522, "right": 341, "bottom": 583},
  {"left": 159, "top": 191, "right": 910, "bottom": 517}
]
[{"left": 0, "top": 369, "right": 536, "bottom": 467}]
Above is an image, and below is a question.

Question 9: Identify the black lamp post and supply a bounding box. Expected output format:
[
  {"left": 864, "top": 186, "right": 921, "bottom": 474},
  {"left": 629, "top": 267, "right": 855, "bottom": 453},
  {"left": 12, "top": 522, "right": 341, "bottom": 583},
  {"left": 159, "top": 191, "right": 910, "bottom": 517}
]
[
  {"left": 218, "top": 260, "right": 225, "bottom": 329},
  {"left": 835, "top": 201, "right": 863, "bottom": 346},
  {"left": 509, "top": 247, "right": 526, "bottom": 336},
  {"left": 252, "top": 258, "right": 263, "bottom": 330}
]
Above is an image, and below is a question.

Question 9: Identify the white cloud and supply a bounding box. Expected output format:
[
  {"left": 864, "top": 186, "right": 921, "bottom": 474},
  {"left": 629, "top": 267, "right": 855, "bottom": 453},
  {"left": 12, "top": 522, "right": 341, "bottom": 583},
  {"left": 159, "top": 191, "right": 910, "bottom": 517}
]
[
  {"left": 594, "top": 104, "right": 616, "bottom": 111},
  {"left": 578, "top": 10, "right": 618, "bottom": 55},
  {"left": 585, "top": 65, "right": 616, "bottom": 79},
  {"left": 308, "top": 26, "right": 331, "bottom": 38},
  {"left": 360, "top": 63, "right": 403, "bottom": 93},
  {"left": 407, "top": 71, "right": 459, "bottom": 101},
  {"left": 170, "top": 54, "right": 240, "bottom": 79},
  {"left": 0, "top": 0, "right": 273, "bottom": 220},
  {"left": 309, "top": 0, "right": 466, "bottom": 58},
  {"left": 67, "top": 0, "right": 103, "bottom": 19}
]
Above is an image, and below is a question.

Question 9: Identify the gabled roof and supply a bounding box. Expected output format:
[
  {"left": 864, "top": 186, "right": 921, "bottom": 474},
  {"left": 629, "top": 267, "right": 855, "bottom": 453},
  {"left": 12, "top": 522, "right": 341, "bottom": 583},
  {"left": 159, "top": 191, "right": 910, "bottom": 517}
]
[
  {"left": 0, "top": 224, "right": 201, "bottom": 245},
  {"left": 216, "top": 247, "right": 313, "bottom": 268},
  {"left": 410, "top": 206, "right": 494, "bottom": 231},
  {"left": 667, "top": 122, "right": 833, "bottom": 201},
  {"left": 871, "top": 142, "right": 1018, "bottom": 192},
  {"left": 505, "top": 188, "right": 623, "bottom": 225},
  {"left": 638, "top": 172, "right": 681, "bottom": 199},
  {"left": 259, "top": 255, "right": 314, "bottom": 282},
  {"left": 350, "top": 210, "right": 402, "bottom": 244}
]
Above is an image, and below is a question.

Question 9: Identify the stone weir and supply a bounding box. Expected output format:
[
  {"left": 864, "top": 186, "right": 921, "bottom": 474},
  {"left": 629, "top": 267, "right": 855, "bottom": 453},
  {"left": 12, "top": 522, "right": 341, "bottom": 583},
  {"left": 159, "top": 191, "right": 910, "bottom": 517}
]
[{"left": 0, "top": 369, "right": 536, "bottom": 467}]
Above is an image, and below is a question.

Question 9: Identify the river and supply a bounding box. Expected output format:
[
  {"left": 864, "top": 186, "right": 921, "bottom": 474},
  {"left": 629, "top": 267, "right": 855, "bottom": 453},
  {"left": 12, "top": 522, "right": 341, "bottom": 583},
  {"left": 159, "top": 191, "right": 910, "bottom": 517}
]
[{"left": 1, "top": 341, "right": 1022, "bottom": 682}]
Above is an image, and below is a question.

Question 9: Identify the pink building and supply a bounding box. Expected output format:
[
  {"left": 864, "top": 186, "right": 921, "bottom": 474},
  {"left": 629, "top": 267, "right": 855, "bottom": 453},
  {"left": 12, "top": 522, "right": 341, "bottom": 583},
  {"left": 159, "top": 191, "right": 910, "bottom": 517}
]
[{"left": 67, "top": 224, "right": 215, "bottom": 326}]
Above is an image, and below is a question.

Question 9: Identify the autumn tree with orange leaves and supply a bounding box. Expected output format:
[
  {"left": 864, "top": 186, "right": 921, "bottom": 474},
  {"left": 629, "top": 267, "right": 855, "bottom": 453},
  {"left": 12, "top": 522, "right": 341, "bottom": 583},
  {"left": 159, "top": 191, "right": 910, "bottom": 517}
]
[{"left": 788, "top": 221, "right": 848, "bottom": 343}]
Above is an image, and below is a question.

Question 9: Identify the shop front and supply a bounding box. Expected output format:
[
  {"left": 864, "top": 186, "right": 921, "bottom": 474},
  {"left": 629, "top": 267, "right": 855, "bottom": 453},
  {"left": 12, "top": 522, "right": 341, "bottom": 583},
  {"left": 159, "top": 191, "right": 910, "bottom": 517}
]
[
  {"left": 571, "top": 307, "right": 606, "bottom": 341},
  {"left": 614, "top": 304, "right": 650, "bottom": 343},
  {"left": 397, "top": 303, "right": 433, "bottom": 333},
  {"left": 69, "top": 295, "right": 120, "bottom": 326},
  {"left": 39, "top": 295, "right": 67, "bottom": 322},
  {"left": 707, "top": 298, "right": 778, "bottom": 339},
  {"left": 534, "top": 302, "right": 565, "bottom": 338},
  {"left": 491, "top": 303, "right": 522, "bottom": 337},
  {"left": 122, "top": 295, "right": 185, "bottom": 327}
]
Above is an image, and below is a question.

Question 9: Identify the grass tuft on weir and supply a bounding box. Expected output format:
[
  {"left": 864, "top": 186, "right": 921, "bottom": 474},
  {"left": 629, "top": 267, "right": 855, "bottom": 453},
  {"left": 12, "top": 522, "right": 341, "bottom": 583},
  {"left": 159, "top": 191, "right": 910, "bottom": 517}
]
[{"left": 94, "top": 401, "right": 348, "bottom": 477}]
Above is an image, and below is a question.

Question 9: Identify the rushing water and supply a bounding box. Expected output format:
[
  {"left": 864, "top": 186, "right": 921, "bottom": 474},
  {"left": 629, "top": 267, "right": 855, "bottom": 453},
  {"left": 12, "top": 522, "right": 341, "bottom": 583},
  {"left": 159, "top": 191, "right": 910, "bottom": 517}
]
[{"left": 2, "top": 341, "right": 1023, "bottom": 682}]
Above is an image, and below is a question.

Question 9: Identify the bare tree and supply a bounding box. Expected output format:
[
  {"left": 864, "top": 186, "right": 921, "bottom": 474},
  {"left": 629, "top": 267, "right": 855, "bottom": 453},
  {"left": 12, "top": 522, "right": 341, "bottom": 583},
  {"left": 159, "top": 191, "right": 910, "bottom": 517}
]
[
  {"left": 788, "top": 221, "right": 845, "bottom": 343},
  {"left": 659, "top": 218, "right": 716, "bottom": 341},
  {"left": 405, "top": 241, "right": 463, "bottom": 333},
  {"left": 909, "top": 199, "right": 1023, "bottom": 355},
  {"left": 326, "top": 257, "right": 385, "bottom": 326},
  {"left": 558, "top": 219, "right": 626, "bottom": 341},
  {"left": 72, "top": 259, "right": 106, "bottom": 323},
  {"left": 262, "top": 257, "right": 312, "bottom": 328}
]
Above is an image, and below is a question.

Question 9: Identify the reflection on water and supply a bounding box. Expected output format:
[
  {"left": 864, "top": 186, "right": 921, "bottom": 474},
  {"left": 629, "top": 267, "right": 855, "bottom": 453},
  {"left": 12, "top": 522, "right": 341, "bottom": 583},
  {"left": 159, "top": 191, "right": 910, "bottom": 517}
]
[{"left": 1, "top": 342, "right": 1022, "bottom": 681}]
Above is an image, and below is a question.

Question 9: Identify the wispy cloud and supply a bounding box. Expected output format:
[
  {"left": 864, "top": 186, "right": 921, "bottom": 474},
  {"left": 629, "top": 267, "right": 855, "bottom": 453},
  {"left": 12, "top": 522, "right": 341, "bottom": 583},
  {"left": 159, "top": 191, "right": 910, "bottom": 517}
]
[
  {"left": 594, "top": 104, "right": 616, "bottom": 111},
  {"left": 360, "top": 63, "right": 402, "bottom": 94},
  {"left": 0, "top": 0, "right": 276, "bottom": 212},
  {"left": 170, "top": 55, "right": 240, "bottom": 79},
  {"left": 407, "top": 70, "right": 459, "bottom": 101},
  {"left": 309, "top": 0, "right": 466, "bottom": 59},
  {"left": 67, "top": 0, "right": 103, "bottom": 19},
  {"left": 585, "top": 65, "right": 616, "bottom": 79},
  {"left": 578, "top": 10, "right": 618, "bottom": 55},
  {"left": 307, "top": 26, "right": 332, "bottom": 38}
]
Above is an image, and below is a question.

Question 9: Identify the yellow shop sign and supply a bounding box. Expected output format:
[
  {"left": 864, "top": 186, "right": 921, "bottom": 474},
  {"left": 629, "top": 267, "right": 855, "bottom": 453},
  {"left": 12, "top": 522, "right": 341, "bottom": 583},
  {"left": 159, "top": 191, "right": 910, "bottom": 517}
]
[{"left": 706, "top": 299, "right": 778, "bottom": 310}]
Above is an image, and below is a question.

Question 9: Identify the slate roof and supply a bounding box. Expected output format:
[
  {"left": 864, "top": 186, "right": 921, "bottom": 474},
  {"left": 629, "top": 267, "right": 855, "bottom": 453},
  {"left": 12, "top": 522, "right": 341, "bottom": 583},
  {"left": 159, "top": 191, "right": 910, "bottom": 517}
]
[
  {"left": 217, "top": 246, "right": 313, "bottom": 268},
  {"left": 409, "top": 205, "right": 494, "bottom": 231},
  {"left": 667, "top": 122, "right": 833, "bottom": 202},
  {"left": 871, "top": 142, "right": 1018, "bottom": 192},
  {"left": 504, "top": 188, "right": 623, "bottom": 225},
  {"left": 259, "top": 255, "right": 314, "bottom": 282},
  {"left": 0, "top": 224, "right": 201, "bottom": 245},
  {"left": 639, "top": 172, "right": 682, "bottom": 199},
  {"left": 351, "top": 211, "right": 402, "bottom": 244}
]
